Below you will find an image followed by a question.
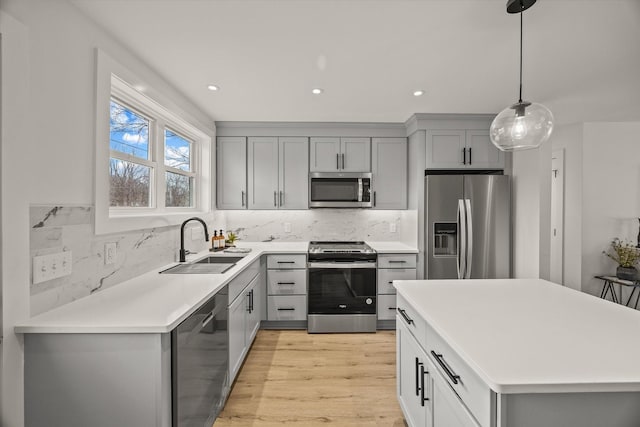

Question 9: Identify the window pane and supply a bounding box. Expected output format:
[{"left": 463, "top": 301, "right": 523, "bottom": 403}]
[
  {"left": 165, "top": 129, "right": 192, "bottom": 172},
  {"left": 110, "top": 100, "right": 150, "bottom": 160},
  {"left": 165, "top": 171, "right": 193, "bottom": 207},
  {"left": 109, "top": 158, "right": 151, "bottom": 207}
]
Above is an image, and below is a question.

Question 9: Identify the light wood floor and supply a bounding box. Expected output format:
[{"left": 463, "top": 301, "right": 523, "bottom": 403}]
[{"left": 215, "top": 330, "right": 406, "bottom": 426}]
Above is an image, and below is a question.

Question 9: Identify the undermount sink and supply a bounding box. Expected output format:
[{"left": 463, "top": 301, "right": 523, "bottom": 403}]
[
  {"left": 159, "top": 254, "right": 246, "bottom": 275},
  {"left": 194, "top": 255, "right": 246, "bottom": 264}
]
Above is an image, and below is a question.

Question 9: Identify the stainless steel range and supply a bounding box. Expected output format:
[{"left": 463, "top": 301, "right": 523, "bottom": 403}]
[{"left": 307, "top": 241, "right": 377, "bottom": 333}]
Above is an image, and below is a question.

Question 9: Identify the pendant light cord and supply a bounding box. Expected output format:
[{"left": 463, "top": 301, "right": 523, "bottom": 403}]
[{"left": 519, "top": 3, "right": 524, "bottom": 104}]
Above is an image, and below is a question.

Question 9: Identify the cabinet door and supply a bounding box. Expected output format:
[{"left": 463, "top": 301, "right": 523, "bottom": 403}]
[
  {"left": 246, "top": 273, "right": 262, "bottom": 346},
  {"left": 228, "top": 293, "right": 247, "bottom": 382},
  {"left": 309, "top": 137, "right": 340, "bottom": 172},
  {"left": 397, "top": 317, "right": 431, "bottom": 427},
  {"left": 340, "top": 137, "right": 371, "bottom": 172},
  {"left": 217, "top": 137, "right": 247, "bottom": 209},
  {"left": 279, "top": 137, "right": 309, "bottom": 209},
  {"left": 425, "top": 130, "right": 466, "bottom": 169},
  {"left": 465, "top": 130, "right": 504, "bottom": 169},
  {"left": 247, "top": 137, "right": 279, "bottom": 209},
  {"left": 432, "top": 365, "right": 480, "bottom": 427},
  {"left": 372, "top": 137, "right": 407, "bottom": 209}
]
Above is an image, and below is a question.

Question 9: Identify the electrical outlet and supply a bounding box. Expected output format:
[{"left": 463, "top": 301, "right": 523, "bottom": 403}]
[
  {"left": 390, "top": 223, "right": 397, "bottom": 233},
  {"left": 284, "top": 222, "right": 292, "bottom": 233},
  {"left": 105, "top": 242, "right": 117, "bottom": 265},
  {"left": 32, "top": 251, "right": 73, "bottom": 284}
]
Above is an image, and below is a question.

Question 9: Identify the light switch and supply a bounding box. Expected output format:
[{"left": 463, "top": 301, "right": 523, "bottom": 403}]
[
  {"left": 32, "top": 251, "right": 73, "bottom": 284},
  {"left": 105, "top": 242, "right": 117, "bottom": 265}
]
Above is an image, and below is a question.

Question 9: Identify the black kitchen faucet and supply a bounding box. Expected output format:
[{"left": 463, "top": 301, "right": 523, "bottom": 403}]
[{"left": 179, "top": 217, "right": 209, "bottom": 262}]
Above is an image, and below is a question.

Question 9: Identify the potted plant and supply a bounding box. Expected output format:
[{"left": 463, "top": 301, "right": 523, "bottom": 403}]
[
  {"left": 603, "top": 238, "right": 640, "bottom": 280},
  {"left": 225, "top": 231, "right": 238, "bottom": 247}
]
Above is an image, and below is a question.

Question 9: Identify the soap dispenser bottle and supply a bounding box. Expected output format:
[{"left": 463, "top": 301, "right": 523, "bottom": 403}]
[
  {"left": 219, "top": 230, "right": 226, "bottom": 249},
  {"left": 212, "top": 230, "right": 218, "bottom": 250}
]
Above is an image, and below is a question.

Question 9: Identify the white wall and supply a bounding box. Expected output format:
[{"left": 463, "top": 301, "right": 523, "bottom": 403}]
[
  {"left": 512, "top": 141, "right": 552, "bottom": 279},
  {"left": 0, "top": 1, "right": 216, "bottom": 425},
  {"left": 581, "top": 122, "right": 640, "bottom": 298}
]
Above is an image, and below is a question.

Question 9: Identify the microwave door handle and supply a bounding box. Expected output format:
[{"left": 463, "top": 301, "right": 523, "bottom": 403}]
[
  {"left": 358, "top": 179, "right": 363, "bottom": 202},
  {"left": 457, "top": 199, "right": 466, "bottom": 279}
]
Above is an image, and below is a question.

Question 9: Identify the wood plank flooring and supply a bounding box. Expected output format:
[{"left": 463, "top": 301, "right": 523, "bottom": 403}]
[{"left": 215, "top": 330, "right": 406, "bottom": 426}]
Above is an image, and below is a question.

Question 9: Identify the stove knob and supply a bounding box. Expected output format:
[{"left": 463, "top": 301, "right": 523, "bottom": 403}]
[{"left": 365, "top": 298, "right": 373, "bottom": 305}]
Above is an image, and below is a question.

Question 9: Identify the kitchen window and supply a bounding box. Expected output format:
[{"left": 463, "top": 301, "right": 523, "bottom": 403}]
[{"left": 95, "top": 49, "right": 212, "bottom": 234}]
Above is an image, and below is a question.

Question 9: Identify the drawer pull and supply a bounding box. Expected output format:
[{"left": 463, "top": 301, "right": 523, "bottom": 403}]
[
  {"left": 431, "top": 351, "right": 460, "bottom": 385},
  {"left": 388, "top": 260, "right": 407, "bottom": 263},
  {"left": 420, "top": 364, "right": 429, "bottom": 405},
  {"left": 277, "top": 307, "right": 296, "bottom": 311},
  {"left": 277, "top": 261, "right": 296, "bottom": 264},
  {"left": 397, "top": 308, "right": 414, "bottom": 325},
  {"left": 415, "top": 357, "right": 423, "bottom": 396},
  {"left": 388, "top": 281, "right": 393, "bottom": 284},
  {"left": 388, "top": 306, "right": 397, "bottom": 310},
  {"left": 277, "top": 282, "right": 296, "bottom": 285}
]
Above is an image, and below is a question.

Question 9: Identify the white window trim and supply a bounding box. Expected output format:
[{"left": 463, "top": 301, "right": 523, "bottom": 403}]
[{"left": 95, "top": 49, "right": 213, "bottom": 234}]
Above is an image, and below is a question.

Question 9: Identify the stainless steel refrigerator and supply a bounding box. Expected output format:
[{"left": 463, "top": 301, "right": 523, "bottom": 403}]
[{"left": 425, "top": 174, "right": 511, "bottom": 279}]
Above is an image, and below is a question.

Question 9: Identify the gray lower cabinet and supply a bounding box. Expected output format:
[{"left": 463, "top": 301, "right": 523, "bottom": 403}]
[
  {"left": 266, "top": 254, "right": 307, "bottom": 323},
  {"left": 25, "top": 333, "right": 172, "bottom": 427},
  {"left": 217, "top": 136, "right": 247, "bottom": 209},
  {"left": 372, "top": 137, "right": 408, "bottom": 209},
  {"left": 228, "top": 258, "right": 264, "bottom": 383},
  {"left": 377, "top": 254, "right": 417, "bottom": 321}
]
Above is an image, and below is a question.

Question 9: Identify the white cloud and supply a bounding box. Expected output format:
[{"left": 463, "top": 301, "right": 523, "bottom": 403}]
[{"left": 123, "top": 133, "right": 146, "bottom": 144}]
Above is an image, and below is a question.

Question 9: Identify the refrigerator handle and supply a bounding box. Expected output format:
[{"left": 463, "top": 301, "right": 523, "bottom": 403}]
[
  {"left": 465, "top": 199, "right": 473, "bottom": 279},
  {"left": 457, "top": 199, "right": 466, "bottom": 279}
]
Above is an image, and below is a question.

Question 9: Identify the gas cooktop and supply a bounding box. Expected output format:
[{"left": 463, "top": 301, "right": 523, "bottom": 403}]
[{"left": 308, "top": 241, "right": 376, "bottom": 254}]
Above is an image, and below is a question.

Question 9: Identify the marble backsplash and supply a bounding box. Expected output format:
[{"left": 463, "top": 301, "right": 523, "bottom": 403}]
[
  {"left": 221, "top": 209, "right": 417, "bottom": 245},
  {"left": 29, "top": 205, "right": 219, "bottom": 315}
]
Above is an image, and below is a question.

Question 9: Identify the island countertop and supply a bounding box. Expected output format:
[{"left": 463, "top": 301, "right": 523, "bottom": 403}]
[{"left": 394, "top": 278, "right": 640, "bottom": 394}]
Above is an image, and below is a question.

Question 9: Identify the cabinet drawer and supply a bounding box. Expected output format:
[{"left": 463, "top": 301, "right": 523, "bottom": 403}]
[
  {"left": 267, "top": 295, "right": 307, "bottom": 320},
  {"left": 378, "top": 254, "right": 417, "bottom": 269},
  {"left": 378, "top": 268, "right": 417, "bottom": 294},
  {"left": 267, "top": 254, "right": 306, "bottom": 269},
  {"left": 377, "top": 294, "right": 398, "bottom": 320},
  {"left": 267, "top": 270, "right": 307, "bottom": 295},
  {"left": 426, "top": 323, "right": 493, "bottom": 427},
  {"left": 396, "top": 293, "right": 426, "bottom": 344}
]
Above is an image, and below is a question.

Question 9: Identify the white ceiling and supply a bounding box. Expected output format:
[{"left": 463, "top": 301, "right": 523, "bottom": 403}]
[{"left": 71, "top": 0, "right": 640, "bottom": 125}]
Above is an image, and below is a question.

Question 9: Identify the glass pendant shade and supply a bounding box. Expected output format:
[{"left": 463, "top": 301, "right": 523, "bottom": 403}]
[{"left": 490, "top": 100, "right": 554, "bottom": 151}]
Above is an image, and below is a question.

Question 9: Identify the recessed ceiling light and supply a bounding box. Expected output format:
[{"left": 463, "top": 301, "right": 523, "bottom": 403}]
[
  {"left": 312, "top": 88, "right": 324, "bottom": 95},
  {"left": 413, "top": 90, "right": 425, "bottom": 97},
  {"left": 207, "top": 85, "right": 219, "bottom": 91}
]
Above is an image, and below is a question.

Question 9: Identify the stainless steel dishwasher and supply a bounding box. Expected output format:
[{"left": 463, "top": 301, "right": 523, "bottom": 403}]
[{"left": 172, "top": 285, "right": 229, "bottom": 426}]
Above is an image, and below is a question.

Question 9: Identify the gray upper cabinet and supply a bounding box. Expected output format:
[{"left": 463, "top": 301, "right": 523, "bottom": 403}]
[
  {"left": 426, "top": 130, "right": 504, "bottom": 170},
  {"left": 278, "top": 137, "right": 309, "bottom": 209},
  {"left": 217, "top": 136, "right": 247, "bottom": 209},
  {"left": 310, "top": 137, "right": 371, "bottom": 172},
  {"left": 247, "top": 136, "right": 308, "bottom": 210},
  {"left": 372, "top": 137, "right": 407, "bottom": 209}
]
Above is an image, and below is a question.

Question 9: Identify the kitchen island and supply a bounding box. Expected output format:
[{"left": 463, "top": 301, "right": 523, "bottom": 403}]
[{"left": 395, "top": 278, "right": 640, "bottom": 427}]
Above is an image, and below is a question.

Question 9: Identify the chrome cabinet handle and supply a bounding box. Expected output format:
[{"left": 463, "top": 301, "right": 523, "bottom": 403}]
[
  {"left": 431, "top": 351, "right": 460, "bottom": 385},
  {"left": 202, "top": 311, "right": 214, "bottom": 327},
  {"left": 397, "top": 308, "right": 414, "bottom": 325}
]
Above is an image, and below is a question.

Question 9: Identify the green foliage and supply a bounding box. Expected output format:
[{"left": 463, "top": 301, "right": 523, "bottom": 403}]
[
  {"left": 225, "top": 232, "right": 238, "bottom": 245},
  {"left": 603, "top": 238, "right": 640, "bottom": 267}
]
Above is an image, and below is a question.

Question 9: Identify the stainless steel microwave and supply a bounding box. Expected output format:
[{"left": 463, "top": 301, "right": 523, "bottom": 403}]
[{"left": 309, "top": 172, "right": 372, "bottom": 208}]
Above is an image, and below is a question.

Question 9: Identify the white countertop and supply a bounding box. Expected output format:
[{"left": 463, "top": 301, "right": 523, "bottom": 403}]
[
  {"left": 366, "top": 241, "right": 418, "bottom": 254},
  {"left": 15, "top": 242, "right": 308, "bottom": 334},
  {"left": 395, "top": 279, "right": 640, "bottom": 394},
  {"left": 15, "top": 240, "right": 416, "bottom": 334}
]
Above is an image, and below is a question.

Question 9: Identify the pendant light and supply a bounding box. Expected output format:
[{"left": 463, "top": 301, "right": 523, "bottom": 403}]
[{"left": 490, "top": 0, "right": 554, "bottom": 152}]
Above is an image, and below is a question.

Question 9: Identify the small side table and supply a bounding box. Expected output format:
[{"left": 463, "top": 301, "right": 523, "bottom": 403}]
[{"left": 594, "top": 275, "right": 640, "bottom": 309}]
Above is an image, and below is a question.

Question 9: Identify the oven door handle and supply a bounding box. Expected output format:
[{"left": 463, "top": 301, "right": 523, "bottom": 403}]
[{"left": 308, "top": 262, "right": 376, "bottom": 269}]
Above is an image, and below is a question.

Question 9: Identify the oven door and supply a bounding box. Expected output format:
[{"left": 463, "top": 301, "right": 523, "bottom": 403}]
[{"left": 308, "top": 262, "right": 377, "bottom": 314}]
